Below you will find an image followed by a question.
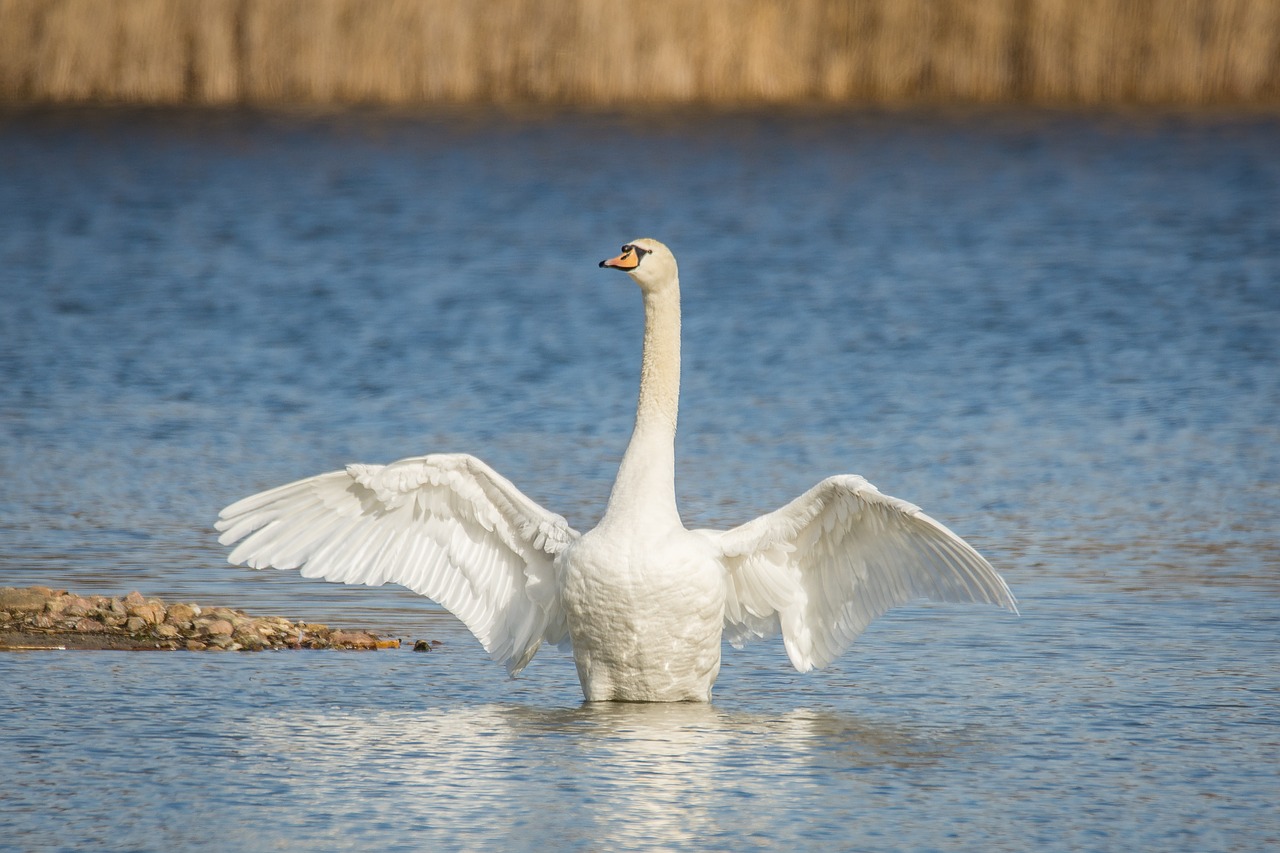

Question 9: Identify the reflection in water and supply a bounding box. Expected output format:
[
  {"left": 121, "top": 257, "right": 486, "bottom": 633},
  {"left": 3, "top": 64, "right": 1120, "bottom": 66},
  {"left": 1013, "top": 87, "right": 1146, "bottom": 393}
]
[{"left": 240, "top": 701, "right": 948, "bottom": 849}]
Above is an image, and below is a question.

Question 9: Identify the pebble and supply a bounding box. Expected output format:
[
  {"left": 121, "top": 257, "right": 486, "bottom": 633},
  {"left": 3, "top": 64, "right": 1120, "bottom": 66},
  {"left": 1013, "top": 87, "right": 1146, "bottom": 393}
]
[
  {"left": 0, "top": 586, "right": 407, "bottom": 652},
  {"left": 203, "top": 619, "right": 235, "bottom": 637},
  {"left": 129, "top": 603, "right": 165, "bottom": 625},
  {"left": 63, "top": 600, "right": 92, "bottom": 618},
  {"left": 165, "top": 603, "right": 198, "bottom": 624},
  {"left": 0, "top": 588, "right": 51, "bottom": 612}
]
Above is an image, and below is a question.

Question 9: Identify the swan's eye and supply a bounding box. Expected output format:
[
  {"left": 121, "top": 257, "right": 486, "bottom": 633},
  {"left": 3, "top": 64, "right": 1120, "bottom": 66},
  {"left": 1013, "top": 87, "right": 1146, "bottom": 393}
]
[{"left": 621, "top": 244, "right": 634, "bottom": 254}]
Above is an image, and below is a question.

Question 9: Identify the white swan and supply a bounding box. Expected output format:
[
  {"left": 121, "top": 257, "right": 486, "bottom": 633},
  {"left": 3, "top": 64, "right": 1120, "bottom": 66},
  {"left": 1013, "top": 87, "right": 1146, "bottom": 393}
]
[{"left": 217, "top": 238, "right": 1016, "bottom": 702}]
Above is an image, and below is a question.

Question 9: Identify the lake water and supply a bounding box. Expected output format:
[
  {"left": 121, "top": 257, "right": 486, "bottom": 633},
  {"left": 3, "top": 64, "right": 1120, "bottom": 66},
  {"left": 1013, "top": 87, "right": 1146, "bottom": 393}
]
[{"left": 1, "top": 106, "right": 1277, "bottom": 852}]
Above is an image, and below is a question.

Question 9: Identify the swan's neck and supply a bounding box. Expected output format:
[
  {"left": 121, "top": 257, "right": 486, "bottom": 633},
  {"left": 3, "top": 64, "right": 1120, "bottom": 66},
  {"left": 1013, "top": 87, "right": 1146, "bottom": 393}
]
[{"left": 603, "top": 281, "right": 682, "bottom": 527}]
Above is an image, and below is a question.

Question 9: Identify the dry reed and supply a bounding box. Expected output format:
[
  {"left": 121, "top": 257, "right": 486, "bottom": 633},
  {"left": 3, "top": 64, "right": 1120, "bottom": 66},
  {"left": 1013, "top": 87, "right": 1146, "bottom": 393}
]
[{"left": 1, "top": 0, "right": 1277, "bottom": 106}]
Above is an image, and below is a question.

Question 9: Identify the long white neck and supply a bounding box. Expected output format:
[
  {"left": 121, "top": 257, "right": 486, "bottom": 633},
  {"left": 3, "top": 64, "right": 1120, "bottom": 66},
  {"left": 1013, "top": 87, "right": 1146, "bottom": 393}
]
[{"left": 602, "top": 279, "right": 682, "bottom": 527}]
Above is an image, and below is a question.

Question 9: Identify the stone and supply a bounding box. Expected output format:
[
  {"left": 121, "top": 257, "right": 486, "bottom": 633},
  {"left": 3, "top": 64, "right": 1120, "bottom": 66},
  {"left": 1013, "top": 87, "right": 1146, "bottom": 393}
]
[
  {"left": 62, "top": 598, "right": 92, "bottom": 618},
  {"left": 126, "top": 616, "right": 147, "bottom": 633},
  {"left": 186, "top": 640, "right": 207, "bottom": 651},
  {"left": 123, "top": 591, "right": 147, "bottom": 609},
  {"left": 203, "top": 619, "right": 234, "bottom": 636},
  {"left": 330, "top": 631, "right": 379, "bottom": 650},
  {"left": 153, "top": 624, "right": 180, "bottom": 638},
  {"left": 233, "top": 632, "right": 265, "bottom": 650},
  {"left": 128, "top": 603, "right": 165, "bottom": 625},
  {"left": 108, "top": 598, "right": 128, "bottom": 617},
  {"left": 74, "top": 617, "right": 106, "bottom": 632},
  {"left": 165, "top": 603, "right": 198, "bottom": 624},
  {"left": 0, "top": 587, "right": 53, "bottom": 613}
]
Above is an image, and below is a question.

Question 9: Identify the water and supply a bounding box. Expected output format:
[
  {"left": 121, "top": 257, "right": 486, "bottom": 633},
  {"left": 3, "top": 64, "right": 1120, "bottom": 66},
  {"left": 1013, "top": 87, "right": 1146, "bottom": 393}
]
[{"left": 1, "top": 106, "right": 1278, "bottom": 851}]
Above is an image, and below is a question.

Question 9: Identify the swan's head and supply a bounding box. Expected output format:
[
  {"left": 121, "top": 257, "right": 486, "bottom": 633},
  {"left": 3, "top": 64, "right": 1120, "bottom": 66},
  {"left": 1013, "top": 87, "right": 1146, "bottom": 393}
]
[{"left": 599, "top": 238, "right": 677, "bottom": 292}]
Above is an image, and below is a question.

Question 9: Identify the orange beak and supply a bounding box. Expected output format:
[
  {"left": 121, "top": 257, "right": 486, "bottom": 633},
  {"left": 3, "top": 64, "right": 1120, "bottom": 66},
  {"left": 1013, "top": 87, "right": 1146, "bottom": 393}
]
[{"left": 600, "top": 248, "right": 639, "bottom": 270}]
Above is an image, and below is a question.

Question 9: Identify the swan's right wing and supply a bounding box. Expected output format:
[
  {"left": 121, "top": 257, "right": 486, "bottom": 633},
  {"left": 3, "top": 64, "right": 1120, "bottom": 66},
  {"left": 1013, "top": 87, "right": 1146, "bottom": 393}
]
[
  {"left": 216, "top": 453, "right": 580, "bottom": 674},
  {"left": 704, "top": 475, "right": 1016, "bottom": 672}
]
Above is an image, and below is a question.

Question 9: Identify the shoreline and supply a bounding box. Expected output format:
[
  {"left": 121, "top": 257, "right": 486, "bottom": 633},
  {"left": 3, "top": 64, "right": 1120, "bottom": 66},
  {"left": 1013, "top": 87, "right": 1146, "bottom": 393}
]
[{"left": 0, "top": 586, "right": 413, "bottom": 652}]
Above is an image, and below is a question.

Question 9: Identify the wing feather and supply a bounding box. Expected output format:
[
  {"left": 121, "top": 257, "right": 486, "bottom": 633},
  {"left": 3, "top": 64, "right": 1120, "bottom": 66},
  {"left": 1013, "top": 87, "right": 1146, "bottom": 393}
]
[
  {"left": 707, "top": 475, "right": 1016, "bottom": 672},
  {"left": 216, "top": 453, "right": 580, "bottom": 674}
]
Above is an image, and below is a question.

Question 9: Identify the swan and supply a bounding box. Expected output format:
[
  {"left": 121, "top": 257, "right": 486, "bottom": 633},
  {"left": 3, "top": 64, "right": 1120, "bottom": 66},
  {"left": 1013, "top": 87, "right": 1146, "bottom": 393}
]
[{"left": 217, "top": 238, "right": 1016, "bottom": 702}]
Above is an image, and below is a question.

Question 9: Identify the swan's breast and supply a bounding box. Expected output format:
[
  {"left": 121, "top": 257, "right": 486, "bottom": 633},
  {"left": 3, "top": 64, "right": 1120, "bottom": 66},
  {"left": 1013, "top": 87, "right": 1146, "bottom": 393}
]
[
  {"left": 558, "top": 526, "right": 725, "bottom": 701},
  {"left": 559, "top": 527, "right": 725, "bottom": 654}
]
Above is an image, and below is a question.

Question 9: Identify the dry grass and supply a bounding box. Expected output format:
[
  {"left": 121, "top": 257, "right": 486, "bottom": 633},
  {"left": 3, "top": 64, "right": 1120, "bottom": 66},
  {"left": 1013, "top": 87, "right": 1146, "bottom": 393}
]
[{"left": 1, "top": 0, "right": 1277, "bottom": 106}]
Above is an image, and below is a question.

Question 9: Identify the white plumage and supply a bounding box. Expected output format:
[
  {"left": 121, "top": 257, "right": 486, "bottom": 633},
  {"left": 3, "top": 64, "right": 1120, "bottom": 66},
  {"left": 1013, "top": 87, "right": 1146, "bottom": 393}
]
[{"left": 217, "top": 238, "right": 1016, "bottom": 702}]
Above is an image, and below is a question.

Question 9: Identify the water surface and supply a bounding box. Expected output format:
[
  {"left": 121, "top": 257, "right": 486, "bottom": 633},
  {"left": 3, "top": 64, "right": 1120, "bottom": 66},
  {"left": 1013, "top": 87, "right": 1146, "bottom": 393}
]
[{"left": 1, "top": 106, "right": 1277, "bottom": 851}]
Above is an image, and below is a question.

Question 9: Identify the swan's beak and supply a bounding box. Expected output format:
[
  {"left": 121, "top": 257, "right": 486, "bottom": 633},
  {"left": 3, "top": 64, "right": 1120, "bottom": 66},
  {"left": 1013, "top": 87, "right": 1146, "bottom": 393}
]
[{"left": 600, "top": 248, "right": 639, "bottom": 271}]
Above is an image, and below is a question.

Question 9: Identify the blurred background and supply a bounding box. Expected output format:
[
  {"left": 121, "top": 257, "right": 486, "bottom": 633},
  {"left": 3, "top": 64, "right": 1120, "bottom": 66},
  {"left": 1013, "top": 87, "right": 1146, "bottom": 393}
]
[{"left": 1, "top": 0, "right": 1278, "bottom": 107}]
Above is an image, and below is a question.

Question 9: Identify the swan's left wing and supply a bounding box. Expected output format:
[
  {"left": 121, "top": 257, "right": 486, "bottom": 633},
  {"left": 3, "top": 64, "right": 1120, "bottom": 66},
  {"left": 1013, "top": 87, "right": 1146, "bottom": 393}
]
[
  {"left": 216, "top": 453, "right": 580, "bottom": 674},
  {"left": 703, "top": 475, "right": 1017, "bottom": 672}
]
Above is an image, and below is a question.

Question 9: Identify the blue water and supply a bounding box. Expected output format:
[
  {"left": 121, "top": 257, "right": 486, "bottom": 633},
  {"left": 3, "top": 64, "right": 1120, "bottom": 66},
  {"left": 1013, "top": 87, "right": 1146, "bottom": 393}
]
[{"left": 1, "top": 106, "right": 1278, "bottom": 852}]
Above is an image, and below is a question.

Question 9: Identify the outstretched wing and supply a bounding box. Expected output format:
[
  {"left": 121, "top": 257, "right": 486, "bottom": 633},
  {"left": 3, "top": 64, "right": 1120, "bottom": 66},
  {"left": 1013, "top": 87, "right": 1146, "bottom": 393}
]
[
  {"left": 216, "top": 453, "right": 580, "bottom": 674},
  {"left": 704, "top": 475, "right": 1016, "bottom": 673}
]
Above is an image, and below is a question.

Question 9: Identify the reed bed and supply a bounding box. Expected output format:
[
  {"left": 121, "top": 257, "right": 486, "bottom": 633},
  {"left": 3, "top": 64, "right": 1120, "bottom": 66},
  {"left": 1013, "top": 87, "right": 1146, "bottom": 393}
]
[{"left": 1, "top": 0, "right": 1277, "bottom": 106}]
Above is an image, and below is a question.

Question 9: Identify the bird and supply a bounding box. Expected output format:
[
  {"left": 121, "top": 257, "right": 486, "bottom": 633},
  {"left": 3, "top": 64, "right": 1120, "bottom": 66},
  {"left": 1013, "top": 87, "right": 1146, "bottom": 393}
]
[{"left": 217, "top": 238, "right": 1016, "bottom": 702}]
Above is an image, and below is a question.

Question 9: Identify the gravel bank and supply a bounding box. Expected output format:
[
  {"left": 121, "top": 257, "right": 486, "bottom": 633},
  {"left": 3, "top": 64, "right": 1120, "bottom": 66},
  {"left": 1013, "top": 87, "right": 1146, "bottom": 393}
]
[{"left": 0, "top": 586, "right": 409, "bottom": 651}]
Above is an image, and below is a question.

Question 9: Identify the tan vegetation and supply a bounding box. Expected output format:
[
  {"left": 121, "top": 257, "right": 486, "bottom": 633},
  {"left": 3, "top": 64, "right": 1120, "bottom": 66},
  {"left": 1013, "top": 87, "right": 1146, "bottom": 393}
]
[{"left": 1, "top": 0, "right": 1277, "bottom": 106}]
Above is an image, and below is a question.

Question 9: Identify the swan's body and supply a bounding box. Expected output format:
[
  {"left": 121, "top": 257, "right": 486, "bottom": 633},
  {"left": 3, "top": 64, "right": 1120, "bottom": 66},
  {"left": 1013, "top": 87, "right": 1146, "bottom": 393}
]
[{"left": 218, "top": 239, "right": 1016, "bottom": 702}]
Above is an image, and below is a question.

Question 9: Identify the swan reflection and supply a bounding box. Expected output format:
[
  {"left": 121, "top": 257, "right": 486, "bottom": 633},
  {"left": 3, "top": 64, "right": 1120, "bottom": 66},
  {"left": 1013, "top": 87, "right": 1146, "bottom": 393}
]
[{"left": 243, "top": 700, "right": 952, "bottom": 849}]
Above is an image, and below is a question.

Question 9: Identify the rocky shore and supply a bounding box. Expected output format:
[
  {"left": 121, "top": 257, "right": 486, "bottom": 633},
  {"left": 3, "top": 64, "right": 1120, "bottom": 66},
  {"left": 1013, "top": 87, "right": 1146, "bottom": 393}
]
[{"left": 0, "top": 586, "right": 406, "bottom": 651}]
